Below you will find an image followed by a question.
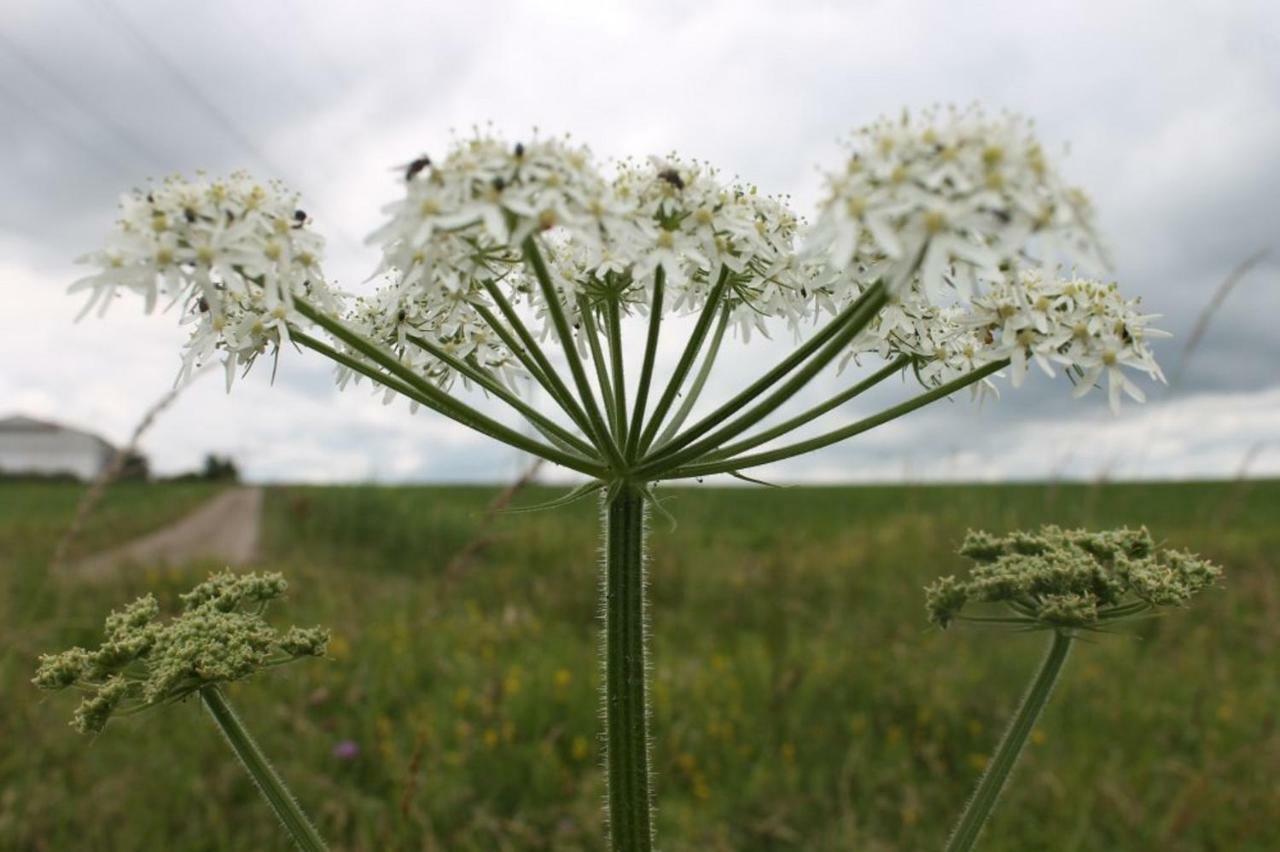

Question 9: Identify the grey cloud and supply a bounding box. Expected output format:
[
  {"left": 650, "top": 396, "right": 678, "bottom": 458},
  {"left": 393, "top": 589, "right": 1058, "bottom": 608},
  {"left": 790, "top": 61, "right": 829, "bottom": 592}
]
[{"left": 2, "top": 0, "right": 1278, "bottom": 483}]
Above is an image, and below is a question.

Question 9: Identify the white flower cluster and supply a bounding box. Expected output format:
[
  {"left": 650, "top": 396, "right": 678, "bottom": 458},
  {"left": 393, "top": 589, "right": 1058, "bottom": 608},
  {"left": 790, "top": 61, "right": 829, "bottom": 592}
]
[
  {"left": 72, "top": 172, "right": 341, "bottom": 387},
  {"left": 849, "top": 270, "right": 1168, "bottom": 411},
  {"left": 72, "top": 109, "right": 1166, "bottom": 413},
  {"left": 366, "top": 134, "right": 817, "bottom": 351},
  {"left": 808, "top": 105, "right": 1101, "bottom": 303},
  {"left": 336, "top": 283, "right": 522, "bottom": 400},
  {"left": 801, "top": 106, "right": 1167, "bottom": 408}
]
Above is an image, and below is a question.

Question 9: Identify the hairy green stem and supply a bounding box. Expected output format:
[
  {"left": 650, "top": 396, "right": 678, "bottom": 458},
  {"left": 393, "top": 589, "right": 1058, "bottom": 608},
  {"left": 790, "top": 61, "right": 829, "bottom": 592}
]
[
  {"left": 200, "top": 686, "right": 327, "bottom": 852},
  {"left": 945, "top": 631, "right": 1073, "bottom": 852},
  {"left": 602, "top": 483, "right": 653, "bottom": 852}
]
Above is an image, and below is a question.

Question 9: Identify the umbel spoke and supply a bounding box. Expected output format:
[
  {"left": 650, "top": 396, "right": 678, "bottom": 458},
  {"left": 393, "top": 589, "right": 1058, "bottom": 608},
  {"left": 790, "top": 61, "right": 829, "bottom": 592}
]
[{"left": 667, "top": 359, "right": 1008, "bottom": 480}]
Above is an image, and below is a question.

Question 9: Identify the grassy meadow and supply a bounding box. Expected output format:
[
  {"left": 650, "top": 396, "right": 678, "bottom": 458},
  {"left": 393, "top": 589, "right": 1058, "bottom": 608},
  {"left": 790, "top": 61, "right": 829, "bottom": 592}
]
[{"left": 1, "top": 479, "right": 1276, "bottom": 850}]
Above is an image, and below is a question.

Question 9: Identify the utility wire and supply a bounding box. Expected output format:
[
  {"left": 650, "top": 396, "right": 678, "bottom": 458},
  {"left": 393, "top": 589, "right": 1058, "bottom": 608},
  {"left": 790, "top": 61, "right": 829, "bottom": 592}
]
[
  {"left": 0, "top": 27, "right": 169, "bottom": 170},
  {"left": 276, "top": 0, "right": 353, "bottom": 90},
  {"left": 220, "top": 3, "right": 327, "bottom": 114},
  {"left": 90, "top": 0, "right": 295, "bottom": 182},
  {"left": 0, "top": 67, "right": 137, "bottom": 175},
  {"left": 88, "top": 0, "right": 366, "bottom": 255}
]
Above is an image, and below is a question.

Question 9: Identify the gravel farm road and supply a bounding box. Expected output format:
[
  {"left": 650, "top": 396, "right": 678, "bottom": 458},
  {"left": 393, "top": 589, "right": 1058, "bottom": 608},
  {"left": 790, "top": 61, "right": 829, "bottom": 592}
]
[{"left": 72, "top": 487, "right": 263, "bottom": 579}]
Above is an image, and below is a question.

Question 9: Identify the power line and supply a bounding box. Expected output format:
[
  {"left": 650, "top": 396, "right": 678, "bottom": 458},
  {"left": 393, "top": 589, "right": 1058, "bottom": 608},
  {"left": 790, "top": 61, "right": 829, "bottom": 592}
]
[
  {"left": 0, "top": 67, "right": 137, "bottom": 176},
  {"left": 87, "top": 0, "right": 366, "bottom": 255},
  {"left": 89, "top": 0, "right": 295, "bottom": 180},
  {"left": 219, "top": 3, "right": 328, "bottom": 115},
  {"left": 0, "top": 27, "right": 169, "bottom": 170},
  {"left": 275, "top": 0, "right": 353, "bottom": 91}
]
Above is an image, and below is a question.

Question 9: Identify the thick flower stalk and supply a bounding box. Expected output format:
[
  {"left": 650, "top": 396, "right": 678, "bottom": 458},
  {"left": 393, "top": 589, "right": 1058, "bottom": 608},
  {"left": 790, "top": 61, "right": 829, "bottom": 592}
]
[
  {"left": 34, "top": 571, "right": 329, "bottom": 851},
  {"left": 927, "top": 527, "right": 1222, "bottom": 851},
  {"left": 72, "top": 107, "right": 1168, "bottom": 850}
]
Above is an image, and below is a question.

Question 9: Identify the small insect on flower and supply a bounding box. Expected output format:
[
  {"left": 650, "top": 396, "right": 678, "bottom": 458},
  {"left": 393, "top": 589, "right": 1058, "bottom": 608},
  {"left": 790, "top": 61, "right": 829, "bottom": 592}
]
[
  {"left": 925, "top": 526, "right": 1223, "bottom": 632},
  {"left": 32, "top": 570, "right": 329, "bottom": 733},
  {"left": 403, "top": 155, "right": 432, "bottom": 181},
  {"left": 656, "top": 168, "right": 685, "bottom": 190}
]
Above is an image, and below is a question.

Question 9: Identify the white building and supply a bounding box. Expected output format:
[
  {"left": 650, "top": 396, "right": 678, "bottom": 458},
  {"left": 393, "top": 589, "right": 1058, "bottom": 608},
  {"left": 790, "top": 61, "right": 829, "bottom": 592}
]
[{"left": 0, "top": 415, "right": 118, "bottom": 480}]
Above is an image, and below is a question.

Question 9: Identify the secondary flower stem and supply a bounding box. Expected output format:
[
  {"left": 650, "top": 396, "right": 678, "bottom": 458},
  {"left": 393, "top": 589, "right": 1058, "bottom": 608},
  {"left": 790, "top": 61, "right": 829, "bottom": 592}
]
[
  {"left": 653, "top": 305, "right": 731, "bottom": 450},
  {"left": 697, "top": 354, "right": 911, "bottom": 463},
  {"left": 945, "top": 631, "right": 1073, "bottom": 852},
  {"left": 624, "top": 269, "right": 665, "bottom": 461},
  {"left": 472, "top": 296, "right": 595, "bottom": 436},
  {"left": 290, "top": 320, "right": 606, "bottom": 477},
  {"left": 634, "top": 282, "right": 888, "bottom": 478},
  {"left": 199, "top": 686, "right": 328, "bottom": 852},
  {"left": 577, "top": 295, "right": 620, "bottom": 437},
  {"left": 522, "top": 238, "right": 626, "bottom": 469},
  {"left": 405, "top": 333, "right": 599, "bottom": 458},
  {"left": 607, "top": 295, "right": 629, "bottom": 451},
  {"left": 666, "top": 359, "right": 1008, "bottom": 479},
  {"left": 603, "top": 483, "right": 654, "bottom": 852},
  {"left": 636, "top": 266, "right": 731, "bottom": 455}
]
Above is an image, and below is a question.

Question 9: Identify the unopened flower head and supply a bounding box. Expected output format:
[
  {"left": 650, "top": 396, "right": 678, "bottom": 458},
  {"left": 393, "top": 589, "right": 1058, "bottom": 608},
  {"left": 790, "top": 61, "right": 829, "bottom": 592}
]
[
  {"left": 33, "top": 571, "right": 328, "bottom": 733},
  {"left": 925, "top": 526, "right": 1222, "bottom": 632}
]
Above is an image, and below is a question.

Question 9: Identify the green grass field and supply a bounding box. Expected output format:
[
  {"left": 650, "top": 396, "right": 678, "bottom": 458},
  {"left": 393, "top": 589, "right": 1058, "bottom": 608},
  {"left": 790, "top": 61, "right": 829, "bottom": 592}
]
[{"left": 2, "top": 479, "right": 1276, "bottom": 850}]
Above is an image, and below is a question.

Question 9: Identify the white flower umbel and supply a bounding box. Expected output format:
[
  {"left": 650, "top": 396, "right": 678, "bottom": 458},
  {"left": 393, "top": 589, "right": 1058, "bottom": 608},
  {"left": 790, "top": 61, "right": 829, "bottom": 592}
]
[
  {"left": 840, "top": 270, "right": 1169, "bottom": 412},
  {"left": 72, "top": 172, "right": 342, "bottom": 389},
  {"left": 72, "top": 109, "right": 1170, "bottom": 852},
  {"left": 808, "top": 105, "right": 1102, "bottom": 302}
]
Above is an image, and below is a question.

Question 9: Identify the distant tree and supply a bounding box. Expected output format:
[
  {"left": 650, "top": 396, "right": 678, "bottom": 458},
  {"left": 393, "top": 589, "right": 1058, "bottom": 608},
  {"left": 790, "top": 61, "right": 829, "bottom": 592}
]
[
  {"left": 201, "top": 454, "right": 240, "bottom": 482},
  {"left": 117, "top": 450, "right": 150, "bottom": 481}
]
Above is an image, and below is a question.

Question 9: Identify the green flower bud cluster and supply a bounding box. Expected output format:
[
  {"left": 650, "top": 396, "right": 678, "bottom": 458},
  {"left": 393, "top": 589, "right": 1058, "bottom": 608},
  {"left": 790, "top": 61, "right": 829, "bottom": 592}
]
[
  {"left": 33, "top": 571, "right": 328, "bottom": 733},
  {"left": 926, "top": 526, "right": 1222, "bottom": 631}
]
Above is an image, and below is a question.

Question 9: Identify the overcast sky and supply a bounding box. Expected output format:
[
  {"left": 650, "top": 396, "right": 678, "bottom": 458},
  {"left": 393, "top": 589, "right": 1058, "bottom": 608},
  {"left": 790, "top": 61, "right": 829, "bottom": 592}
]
[{"left": 2, "top": 0, "right": 1277, "bottom": 484}]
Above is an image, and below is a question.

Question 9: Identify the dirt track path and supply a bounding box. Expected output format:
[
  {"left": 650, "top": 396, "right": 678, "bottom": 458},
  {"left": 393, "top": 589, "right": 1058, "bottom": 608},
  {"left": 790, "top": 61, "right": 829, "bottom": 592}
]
[{"left": 73, "top": 487, "right": 263, "bottom": 578}]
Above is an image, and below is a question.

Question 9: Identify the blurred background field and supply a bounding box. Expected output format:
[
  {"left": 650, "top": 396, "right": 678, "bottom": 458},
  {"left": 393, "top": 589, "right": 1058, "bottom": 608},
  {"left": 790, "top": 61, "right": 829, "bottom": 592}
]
[{"left": 1, "top": 479, "right": 1276, "bottom": 851}]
